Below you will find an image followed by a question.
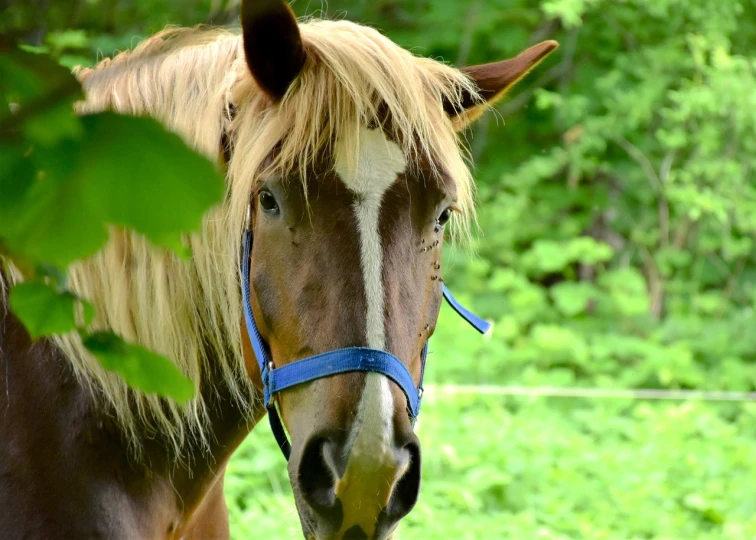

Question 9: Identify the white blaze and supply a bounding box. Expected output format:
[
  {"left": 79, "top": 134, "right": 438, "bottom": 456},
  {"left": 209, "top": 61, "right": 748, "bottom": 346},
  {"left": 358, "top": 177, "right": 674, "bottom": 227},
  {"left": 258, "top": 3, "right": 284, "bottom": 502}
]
[{"left": 334, "top": 127, "right": 406, "bottom": 462}]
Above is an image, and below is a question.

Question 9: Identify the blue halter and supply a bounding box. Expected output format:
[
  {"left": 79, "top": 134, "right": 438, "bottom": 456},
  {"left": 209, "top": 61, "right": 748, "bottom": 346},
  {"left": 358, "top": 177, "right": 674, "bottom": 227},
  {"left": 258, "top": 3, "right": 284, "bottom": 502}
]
[{"left": 241, "top": 227, "right": 490, "bottom": 460}]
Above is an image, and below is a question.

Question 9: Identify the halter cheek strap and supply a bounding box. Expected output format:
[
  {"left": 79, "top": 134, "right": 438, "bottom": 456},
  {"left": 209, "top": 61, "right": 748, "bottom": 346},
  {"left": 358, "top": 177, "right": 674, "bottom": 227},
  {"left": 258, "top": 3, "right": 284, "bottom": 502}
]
[{"left": 241, "top": 228, "right": 490, "bottom": 460}]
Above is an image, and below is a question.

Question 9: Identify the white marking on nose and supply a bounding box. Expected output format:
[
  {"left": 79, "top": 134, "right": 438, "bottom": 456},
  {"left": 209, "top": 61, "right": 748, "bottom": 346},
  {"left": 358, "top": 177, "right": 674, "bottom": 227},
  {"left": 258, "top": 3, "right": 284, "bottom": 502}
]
[{"left": 334, "top": 127, "right": 406, "bottom": 463}]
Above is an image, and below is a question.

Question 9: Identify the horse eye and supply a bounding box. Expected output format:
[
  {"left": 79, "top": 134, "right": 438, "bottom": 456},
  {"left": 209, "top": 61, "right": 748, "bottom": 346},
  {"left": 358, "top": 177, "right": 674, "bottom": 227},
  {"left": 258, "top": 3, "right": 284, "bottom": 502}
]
[
  {"left": 437, "top": 207, "right": 453, "bottom": 227},
  {"left": 258, "top": 190, "right": 279, "bottom": 213}
]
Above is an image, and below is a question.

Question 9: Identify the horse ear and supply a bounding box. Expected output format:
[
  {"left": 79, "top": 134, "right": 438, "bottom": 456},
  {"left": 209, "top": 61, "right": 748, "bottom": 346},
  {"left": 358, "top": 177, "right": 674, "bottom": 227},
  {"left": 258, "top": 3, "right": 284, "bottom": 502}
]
[
  {"left": 446, "top": 40, "right": 559, "bottom": 130},
  {"left": 241, "top": 0, "right": 305, "bottom": 100}
]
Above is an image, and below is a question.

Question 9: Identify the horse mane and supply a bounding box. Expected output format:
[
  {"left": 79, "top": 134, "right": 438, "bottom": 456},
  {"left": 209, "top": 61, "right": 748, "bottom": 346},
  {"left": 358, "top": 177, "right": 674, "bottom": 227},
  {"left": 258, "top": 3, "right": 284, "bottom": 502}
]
[{"left": 15, "top": 19, "right": 482, "bottom": 456}]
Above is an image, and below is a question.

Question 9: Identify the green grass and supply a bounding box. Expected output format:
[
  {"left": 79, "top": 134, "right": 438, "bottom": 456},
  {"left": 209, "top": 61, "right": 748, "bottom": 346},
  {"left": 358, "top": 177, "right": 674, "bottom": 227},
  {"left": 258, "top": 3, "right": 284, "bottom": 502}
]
[{"left": 226, "top": 393, "right": 756, "bottom": 539}]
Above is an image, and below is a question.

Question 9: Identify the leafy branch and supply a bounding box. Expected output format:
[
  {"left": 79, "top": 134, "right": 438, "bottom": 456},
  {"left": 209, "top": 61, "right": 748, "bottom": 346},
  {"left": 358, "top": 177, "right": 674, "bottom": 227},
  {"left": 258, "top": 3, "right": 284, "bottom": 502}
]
[{"left": 0, "top": 45, "right": 225, "bottom": 403}]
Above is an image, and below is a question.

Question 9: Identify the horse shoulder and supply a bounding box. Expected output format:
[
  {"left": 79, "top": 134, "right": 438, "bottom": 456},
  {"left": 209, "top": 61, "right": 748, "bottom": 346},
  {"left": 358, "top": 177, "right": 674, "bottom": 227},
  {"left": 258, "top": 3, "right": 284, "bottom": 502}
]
[{"left": 175, "top": 472, "right": 230, "bottom": 540}]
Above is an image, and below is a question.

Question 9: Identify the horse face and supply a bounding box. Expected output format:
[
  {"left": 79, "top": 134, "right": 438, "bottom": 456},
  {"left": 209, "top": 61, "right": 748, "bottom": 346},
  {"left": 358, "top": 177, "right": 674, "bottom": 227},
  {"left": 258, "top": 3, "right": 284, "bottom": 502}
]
[
  {"left": 239, "top": 1, "right": 557, "bottom": 538},
  {"left": 246, "top": 128, "right": 450, "bottom": 538}
]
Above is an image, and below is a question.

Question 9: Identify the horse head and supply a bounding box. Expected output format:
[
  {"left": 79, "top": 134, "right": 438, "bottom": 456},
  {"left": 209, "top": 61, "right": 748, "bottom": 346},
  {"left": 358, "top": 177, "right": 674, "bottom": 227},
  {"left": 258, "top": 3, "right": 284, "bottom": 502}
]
[{"left": 232, "top": 1, "right": 557, "bottom": 538}]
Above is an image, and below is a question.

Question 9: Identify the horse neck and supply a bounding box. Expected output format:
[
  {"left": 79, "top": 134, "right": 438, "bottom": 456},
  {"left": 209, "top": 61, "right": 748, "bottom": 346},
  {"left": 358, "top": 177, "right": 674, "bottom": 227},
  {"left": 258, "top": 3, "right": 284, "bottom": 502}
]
[{"left": 161, "top": 352, "right": 267, "bottom": 507}]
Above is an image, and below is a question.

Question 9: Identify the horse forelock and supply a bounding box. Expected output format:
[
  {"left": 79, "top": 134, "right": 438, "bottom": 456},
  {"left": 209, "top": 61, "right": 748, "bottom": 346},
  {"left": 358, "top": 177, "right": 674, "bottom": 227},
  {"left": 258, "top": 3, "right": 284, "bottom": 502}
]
[{"left": 17, "top": 18, "right": 481, "bottom": 457}]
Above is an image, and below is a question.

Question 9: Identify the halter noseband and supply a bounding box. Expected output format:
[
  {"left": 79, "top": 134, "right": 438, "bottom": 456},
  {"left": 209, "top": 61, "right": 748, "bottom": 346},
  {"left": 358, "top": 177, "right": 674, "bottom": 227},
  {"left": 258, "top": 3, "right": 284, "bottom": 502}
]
[{"left": 241, "top": 206, "right": 490, "bottom": 460}]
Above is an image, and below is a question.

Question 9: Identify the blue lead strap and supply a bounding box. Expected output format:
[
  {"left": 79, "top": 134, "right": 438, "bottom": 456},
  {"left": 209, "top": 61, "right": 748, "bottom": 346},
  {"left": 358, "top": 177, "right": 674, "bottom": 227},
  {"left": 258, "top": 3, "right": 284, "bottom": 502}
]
[
  {"left": 442, "top": 284, "right": 492, "bottom": 335},
  {"left": 241, "top": 229, "right": 489, "bottom": 460}
]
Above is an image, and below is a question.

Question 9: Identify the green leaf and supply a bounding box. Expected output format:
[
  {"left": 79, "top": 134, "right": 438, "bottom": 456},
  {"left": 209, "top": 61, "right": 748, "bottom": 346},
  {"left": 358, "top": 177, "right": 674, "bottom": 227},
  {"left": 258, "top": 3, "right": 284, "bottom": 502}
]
[
  {"left": 0, "top": 48, "right": 83, "bottom": 144},
  {"left": 522, "top": 240, "right": 572, "bottom": 273},
  {"left": 599, "top": 268, "right": 650, "bottom": 316},
  {"left": 9, "top": 281, "right": 78, "bottom": 338},
  {"left": 550, "top": 282, "right": 597, "bottom": 316},
  {"left": 80, "top": 299, "right": 95, "bottom": 327},
  {"left": 1, "top": 112, "right": 224, "bottom": 267},
  {"left": 46, "top": 30, "right": 88, "bottom": 53},
  {"left": 0, "top": 138, "right": 110, "bottom": 267},
  {"left": 566, "top": 237, "right": 614, "bottom": 265},
  {"left": 17, "top": 44, "right": 50, "bottom": 55},
  {"left": 83, "top": 331, "right": 195, "bottom": 404},
  {"left": 78, "top": 113, "right": 224, "bottom": 255},
  {"left": 58, "top": 54, "right": 92, "bottom": 70},
  {"left": 22, "top": 99, "right": 83, "bottom": 146},
  {"left": 0, "top": 144, "right": 35, "bottom": 233}
]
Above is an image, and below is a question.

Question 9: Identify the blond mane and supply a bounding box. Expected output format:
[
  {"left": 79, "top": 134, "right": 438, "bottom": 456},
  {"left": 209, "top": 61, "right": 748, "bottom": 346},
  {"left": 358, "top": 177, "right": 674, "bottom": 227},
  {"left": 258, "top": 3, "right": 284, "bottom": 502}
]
[{"left": 18, "top": 19, "right": 482, "bottom": 456}]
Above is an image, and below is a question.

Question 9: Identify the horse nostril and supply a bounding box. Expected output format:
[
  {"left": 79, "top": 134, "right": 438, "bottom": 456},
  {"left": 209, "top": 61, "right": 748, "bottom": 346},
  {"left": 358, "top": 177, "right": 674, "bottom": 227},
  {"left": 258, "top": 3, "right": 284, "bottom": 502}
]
[
  {"left": 298, "top": 433, "right": 419, "bottom": 531},
  {"left": 298, "top": 437, "right": 339, "bottom": 512},
  {"left": 385, "top": 441, "right": 422, "bottom": 520}
]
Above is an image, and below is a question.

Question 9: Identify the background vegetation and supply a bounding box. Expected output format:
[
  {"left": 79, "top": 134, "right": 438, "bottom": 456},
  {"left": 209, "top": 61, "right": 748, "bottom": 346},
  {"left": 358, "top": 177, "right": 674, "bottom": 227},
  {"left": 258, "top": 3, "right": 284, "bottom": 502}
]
[{"left": 2, "top": 0, "right": 756, "bottom": 538}]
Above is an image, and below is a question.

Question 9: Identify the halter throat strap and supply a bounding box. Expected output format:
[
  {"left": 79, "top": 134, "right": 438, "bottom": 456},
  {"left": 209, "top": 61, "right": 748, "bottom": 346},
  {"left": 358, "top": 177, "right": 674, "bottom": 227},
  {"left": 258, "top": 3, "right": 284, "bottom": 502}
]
[{"left": 240, "top": 227, "right": 489, "bottom": 460}]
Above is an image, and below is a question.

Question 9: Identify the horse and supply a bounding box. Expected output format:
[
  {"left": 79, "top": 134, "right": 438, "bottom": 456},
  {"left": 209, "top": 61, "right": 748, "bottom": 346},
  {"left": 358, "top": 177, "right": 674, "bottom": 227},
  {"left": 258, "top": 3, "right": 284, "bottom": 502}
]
[{"left": 0, "top": 1, "right": 557, "bottom": 538}]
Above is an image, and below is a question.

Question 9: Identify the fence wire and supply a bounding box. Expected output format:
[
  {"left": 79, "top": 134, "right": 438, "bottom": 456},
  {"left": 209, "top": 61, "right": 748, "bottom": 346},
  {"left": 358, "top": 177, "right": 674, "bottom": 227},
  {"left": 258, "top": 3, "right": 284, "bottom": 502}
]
[{"left": 423, "top": 384, "right": 756, "bottom": 402}]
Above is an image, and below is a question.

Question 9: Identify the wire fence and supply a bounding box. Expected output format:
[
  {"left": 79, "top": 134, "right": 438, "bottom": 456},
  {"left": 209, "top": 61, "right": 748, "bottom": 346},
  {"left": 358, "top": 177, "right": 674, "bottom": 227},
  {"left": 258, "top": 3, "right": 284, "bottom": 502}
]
[{"left": 423, "top": 384, "right": 756, "bottom": 402}]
